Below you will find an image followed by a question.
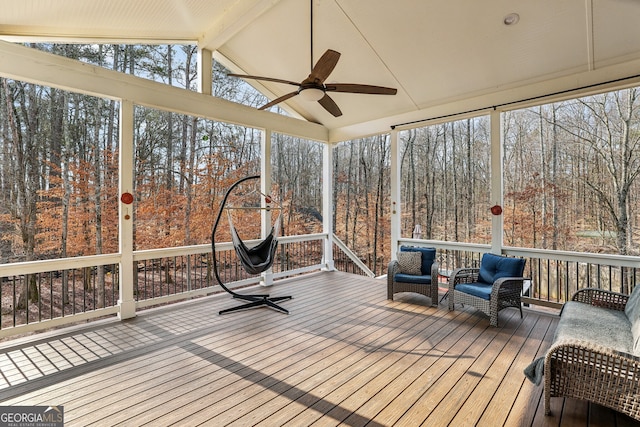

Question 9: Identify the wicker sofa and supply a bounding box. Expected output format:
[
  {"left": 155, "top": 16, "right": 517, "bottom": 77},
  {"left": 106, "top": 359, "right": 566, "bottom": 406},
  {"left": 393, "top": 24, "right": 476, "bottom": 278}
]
[
  {"left": 387, "top": 246, "right": 439, "bottom": 307},
  {"left": 524, "top": 285, "right": 640, "bottom": 421}
]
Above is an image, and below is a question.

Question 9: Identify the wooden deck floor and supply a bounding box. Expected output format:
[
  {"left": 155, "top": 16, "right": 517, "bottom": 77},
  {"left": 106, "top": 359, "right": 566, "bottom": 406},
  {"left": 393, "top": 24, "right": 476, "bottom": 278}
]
[{"left": 0, "top": 271, "right": 638, "bottom": 426}]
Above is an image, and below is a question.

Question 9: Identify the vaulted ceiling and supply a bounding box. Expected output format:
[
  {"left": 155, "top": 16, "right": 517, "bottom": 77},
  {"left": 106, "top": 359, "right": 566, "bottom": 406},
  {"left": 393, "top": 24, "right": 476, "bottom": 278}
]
[{"left": 3, "top": 0, "right": 640, "bottom": 140}]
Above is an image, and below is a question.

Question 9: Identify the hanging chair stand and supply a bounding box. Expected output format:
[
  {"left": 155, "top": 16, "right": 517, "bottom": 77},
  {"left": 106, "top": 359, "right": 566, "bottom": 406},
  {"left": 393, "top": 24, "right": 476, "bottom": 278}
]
[{"left": 211, "top": 175, "right": 292, "bottom": 314}]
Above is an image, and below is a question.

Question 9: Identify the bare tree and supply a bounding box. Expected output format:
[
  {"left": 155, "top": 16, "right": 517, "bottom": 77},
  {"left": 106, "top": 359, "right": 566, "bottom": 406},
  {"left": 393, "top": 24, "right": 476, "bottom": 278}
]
[
  {"left": 3, "top": 79, "right": 41, "bottom": 307},
  {"left": 562, "top": 89, "right": 640, "bottom": 255}
]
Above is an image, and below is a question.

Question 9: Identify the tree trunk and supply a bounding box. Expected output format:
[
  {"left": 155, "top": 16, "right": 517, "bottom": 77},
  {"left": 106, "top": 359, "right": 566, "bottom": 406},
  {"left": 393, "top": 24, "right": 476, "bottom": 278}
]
[{"left": 3, "top": 79, "right": 40, "bottom": 308}]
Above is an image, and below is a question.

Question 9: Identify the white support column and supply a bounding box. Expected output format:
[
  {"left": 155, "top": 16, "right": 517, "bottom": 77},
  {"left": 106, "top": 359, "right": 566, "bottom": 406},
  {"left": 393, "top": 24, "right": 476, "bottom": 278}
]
[
  {"left": 490, "top": 109, "right": 504, "bottom": 254},
  {"left": 118, "top": 100, "right": 136, "bottom": 319},
  {"left": 197, "top": 47, "right": 213, "bottom": 95},
  {"left": 390, "top": 129, "right": 401, "bottom": 259},
  {"left": 322, "top": 142, "right": 335, "bottom": 271},
  {"left": 261, "top": 128, "right": 274, "bottom": 286}
]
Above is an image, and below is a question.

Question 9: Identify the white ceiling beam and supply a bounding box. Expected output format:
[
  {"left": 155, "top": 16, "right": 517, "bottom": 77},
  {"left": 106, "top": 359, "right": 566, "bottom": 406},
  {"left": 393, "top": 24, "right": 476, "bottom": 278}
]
[
  {"left": 0, "top": 33, "right": 195, "bottom": 45},
  {"left": 585, "top": 0, "right": 595, "bottom": 72},
  {"left": 0, "top": 40, "right": 327, "bottom": 142}
]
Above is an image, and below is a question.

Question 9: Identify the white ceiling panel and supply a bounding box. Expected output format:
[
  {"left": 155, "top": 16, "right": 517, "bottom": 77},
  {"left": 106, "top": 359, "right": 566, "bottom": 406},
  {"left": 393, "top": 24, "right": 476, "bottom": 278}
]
[
  {"left": 592, "top": 0, "right": 640, "bottom": 67},
  {"left": 2, "top": 0, "right": 640, "bottom": 136}
]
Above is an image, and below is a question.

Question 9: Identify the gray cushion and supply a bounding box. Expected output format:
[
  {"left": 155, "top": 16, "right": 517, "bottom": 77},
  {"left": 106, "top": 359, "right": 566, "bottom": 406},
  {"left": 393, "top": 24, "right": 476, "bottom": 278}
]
[
  {"left": 625, "top": 285, "right": 640, "bottom": 355},
  {"left": 632, "top": 318, "right": 640, "bottom": 356},
  {"left": 400, "top": 246, "right": 436, "bottom": 275},
  {"left": 625, "top": 284, "right": 640, "bottom": 321},
  {"left": 557, "top": 301, "right": 633, "bottom": 354},
  {"left": 397, "top": 251, "right": 422, "bottom": 275}
]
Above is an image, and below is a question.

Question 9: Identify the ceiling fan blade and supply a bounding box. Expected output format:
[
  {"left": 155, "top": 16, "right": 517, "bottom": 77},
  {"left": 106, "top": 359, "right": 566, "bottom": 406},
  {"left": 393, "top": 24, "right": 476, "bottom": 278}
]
[
  {"left": 259, "top": 91, "right": 299, "bottom": 110},
  {"left": 325, "top": 83, "right": 397, "bottom": 95},
  {"left": 318, "top": 94, "right": 342, "bottom": 117},
  {"left": 309, "top": 49, "right": 341, "bottom": 84},
  {"left": 228, "top": 73, "right": 300, "bottom": 87}
]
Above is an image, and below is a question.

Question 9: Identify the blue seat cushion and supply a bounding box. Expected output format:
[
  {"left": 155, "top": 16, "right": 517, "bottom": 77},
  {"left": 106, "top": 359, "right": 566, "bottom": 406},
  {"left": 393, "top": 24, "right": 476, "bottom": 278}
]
[
  {"left": 456, "top": 281, "right": 493, "bottom": 300},
  {"left": 400, "top": 246, "right": 436, "bottom": 275},
  {"left": 478, "top": 253, "right": 525, "bottom": 285},
  {"left": 394, "top": 273, "right": 432, "bottom": 285}
]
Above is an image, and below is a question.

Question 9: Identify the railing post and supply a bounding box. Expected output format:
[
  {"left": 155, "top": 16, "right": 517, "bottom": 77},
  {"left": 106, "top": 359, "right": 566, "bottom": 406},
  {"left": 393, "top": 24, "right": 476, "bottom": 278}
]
[
  {"left": 490, "top": 109, "right": 504, "bottom": 255},
  {"left": 118, "top": 100, "right": 136, "bottom": 320},
  {"left": 261, "top": 128, "right": 274, "bottom": 286},
  {"left": 390, "top": 128, "right": 401, "bottom": 259},
  {"left": 197, "top": 47, "right": 212, "bottom": 95},
  {"left": 323, "top": 142, "right": 335, "bottom": 271}
]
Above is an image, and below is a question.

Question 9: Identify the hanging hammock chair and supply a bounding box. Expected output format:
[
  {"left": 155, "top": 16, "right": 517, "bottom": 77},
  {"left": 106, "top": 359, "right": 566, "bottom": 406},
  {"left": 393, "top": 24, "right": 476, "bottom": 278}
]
[
  {"left": 211, "top": 175, "right": 292, "bottom": 314},
  {"left": 228, "top": 208, "right": 281, "bottom": 275}
]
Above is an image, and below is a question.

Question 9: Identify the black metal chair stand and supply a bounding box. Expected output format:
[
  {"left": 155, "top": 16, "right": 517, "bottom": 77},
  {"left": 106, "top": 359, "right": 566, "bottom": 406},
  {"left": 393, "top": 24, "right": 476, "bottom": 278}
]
[{"left": 219, "top": 294, "right": 292, "bottom": 315}]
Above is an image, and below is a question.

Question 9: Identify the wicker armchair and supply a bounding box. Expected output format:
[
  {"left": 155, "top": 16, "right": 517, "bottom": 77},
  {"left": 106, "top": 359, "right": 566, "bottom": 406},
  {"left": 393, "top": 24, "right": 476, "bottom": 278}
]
[
  {"left": 387, "top": 246, "right": 439, "bottom": 307},
  {"left": 542, "top": 287, "right": 640, "bottom": 421},
  {"left": 448, "top": 253, "right": 526, "bottom": 327}
]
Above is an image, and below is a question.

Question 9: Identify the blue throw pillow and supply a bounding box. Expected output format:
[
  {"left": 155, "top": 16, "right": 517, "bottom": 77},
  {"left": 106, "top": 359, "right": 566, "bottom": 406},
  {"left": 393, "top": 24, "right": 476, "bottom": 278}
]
[
  {"left": 478, "top": 253, "right": 525, "bottom": 284},
  {"left": 400, "top": 246, "right": 436, "bottom": 275}
]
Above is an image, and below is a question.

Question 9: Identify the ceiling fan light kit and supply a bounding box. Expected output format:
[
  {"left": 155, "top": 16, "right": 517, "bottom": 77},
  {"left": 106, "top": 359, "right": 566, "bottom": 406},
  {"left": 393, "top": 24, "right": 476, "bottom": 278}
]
[{"left": 299, "top": 87, "right": 325, "bottom": 101}]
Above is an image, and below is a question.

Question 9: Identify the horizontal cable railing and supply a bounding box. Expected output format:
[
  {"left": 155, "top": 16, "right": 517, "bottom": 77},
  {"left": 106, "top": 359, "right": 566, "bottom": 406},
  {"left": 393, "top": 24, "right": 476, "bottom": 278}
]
[{"left": 398, "top": 238, "right": 640, "bottom": 310}]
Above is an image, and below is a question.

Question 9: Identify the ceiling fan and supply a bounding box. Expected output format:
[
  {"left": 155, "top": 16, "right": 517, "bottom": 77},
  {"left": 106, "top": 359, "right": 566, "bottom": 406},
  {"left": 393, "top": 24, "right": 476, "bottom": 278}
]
[{"left": 228, "top": 2, "right": 397, "bottom": 117}]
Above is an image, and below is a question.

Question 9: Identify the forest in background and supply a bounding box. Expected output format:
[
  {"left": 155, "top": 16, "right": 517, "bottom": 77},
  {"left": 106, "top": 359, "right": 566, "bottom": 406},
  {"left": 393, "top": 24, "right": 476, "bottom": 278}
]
[
  {"left": 401, "top": 91, "right": 640, "bottom": 257},
  {"left": 1, "top": 43, "right": 640, "bottom": 282}
]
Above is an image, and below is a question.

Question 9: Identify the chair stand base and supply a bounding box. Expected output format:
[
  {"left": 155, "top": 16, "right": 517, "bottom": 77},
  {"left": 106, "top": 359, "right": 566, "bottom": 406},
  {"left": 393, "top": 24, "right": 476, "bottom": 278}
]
[{"left": 219, "top": 294, "right": 292, "bottom": 315}]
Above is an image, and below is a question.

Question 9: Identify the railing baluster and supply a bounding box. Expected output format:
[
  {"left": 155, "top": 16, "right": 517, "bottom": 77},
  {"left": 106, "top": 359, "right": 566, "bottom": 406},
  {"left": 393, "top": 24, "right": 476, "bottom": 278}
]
[
  {"left": 13, "top": 276, "right": 17, "bottom": 327},
  {"left": 2, "top": 235, "right": 638, "bottom": 335}
]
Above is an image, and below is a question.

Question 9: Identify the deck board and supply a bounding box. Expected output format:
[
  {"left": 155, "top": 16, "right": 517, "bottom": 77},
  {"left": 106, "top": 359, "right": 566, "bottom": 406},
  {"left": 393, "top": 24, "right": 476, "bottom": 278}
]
[
  {"left": 447, "top": 312, "right": 540, "bottom": 426},
  {"left": 479, "top": 314, "right": 554, "bottom": 426},
  {"left": 0, "top": 270, "right": 638, "bottom": 426}
]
